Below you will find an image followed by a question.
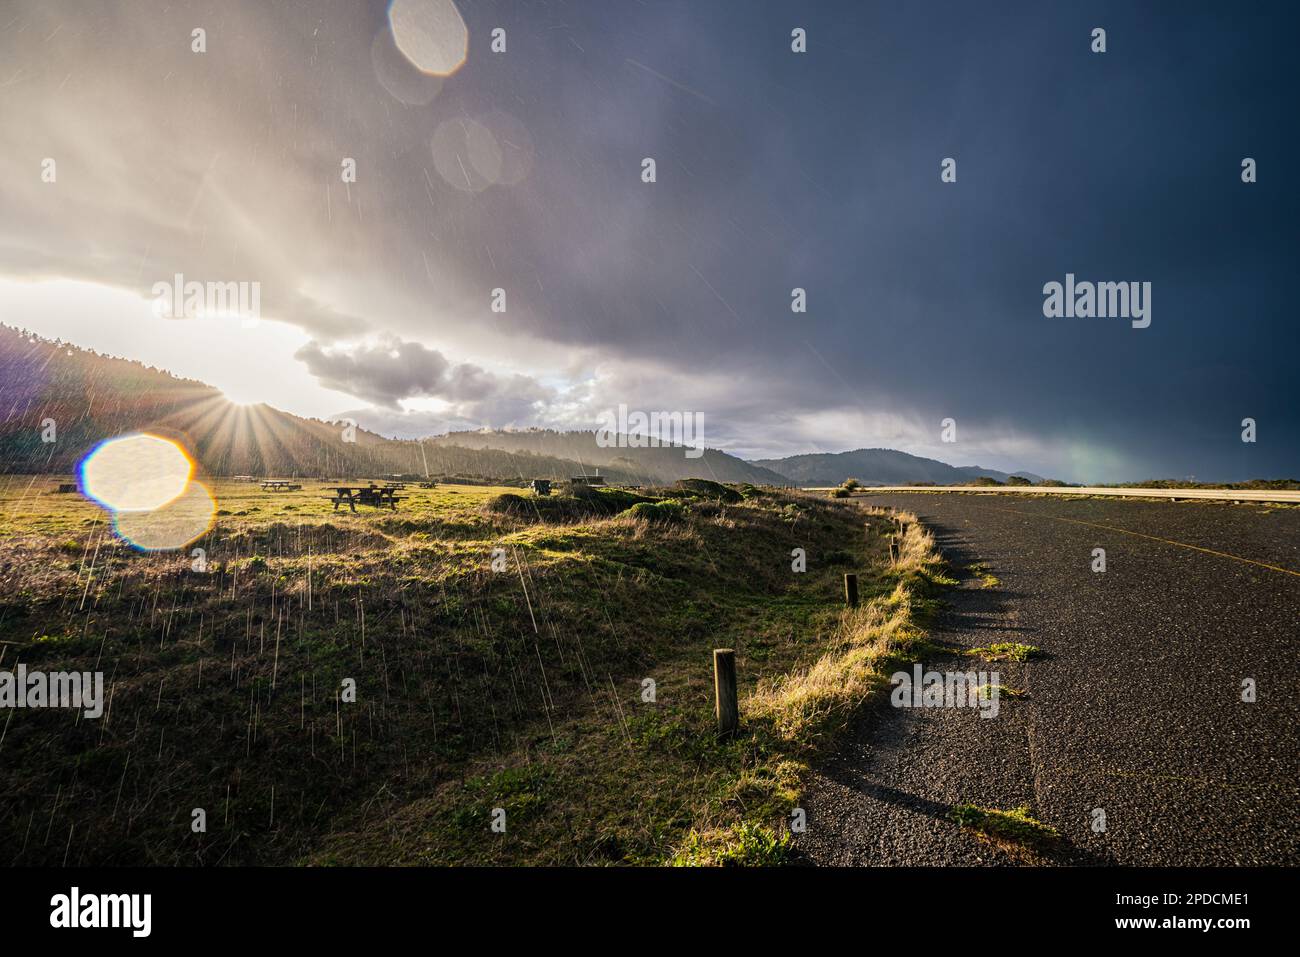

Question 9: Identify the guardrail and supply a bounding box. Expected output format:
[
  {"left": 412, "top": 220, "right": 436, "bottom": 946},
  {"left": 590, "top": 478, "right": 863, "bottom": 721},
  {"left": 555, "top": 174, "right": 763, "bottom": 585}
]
[{"left": 809, "top": 485, "right": 1300, "bottom": 504}]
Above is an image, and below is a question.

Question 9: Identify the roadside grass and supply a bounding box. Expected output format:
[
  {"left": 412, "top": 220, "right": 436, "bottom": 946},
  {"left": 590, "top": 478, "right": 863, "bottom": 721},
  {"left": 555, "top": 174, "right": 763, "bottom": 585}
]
[
  {"left": 950, "top": 803, "right": 1061, "bottom": 859},
  {"left": 0, "top": 475, "right": 947, "bottom": 866},
  {"left": 684, "top": 510, "right": 947, "bottom": 865},
  {"left": 316, "top": 502, "right": 947, "bottom": 866},
  {"left": 671, "top": 821, "right": 791, "bottom": 866}
]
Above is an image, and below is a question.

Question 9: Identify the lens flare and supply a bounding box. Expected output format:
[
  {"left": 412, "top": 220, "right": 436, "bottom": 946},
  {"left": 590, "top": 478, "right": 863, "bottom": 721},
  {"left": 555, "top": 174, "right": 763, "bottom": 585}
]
[
  {"left": 388, "top": 0, "right": 468, "bottom": 76},
  {"left": 371, "top": 26, "right": 444, "bottom": 105},
  {"left": 431, "top": 117, "right": 499, "bottom": 192},
  {"left": 79, "top": 434, "right": 193, "bottom": 512},
  {"left": 430, "top": 112, "right": 535, "bottom": 192},
  {"left": 112, "top": 481, "right": 216, "bottom": 552}
]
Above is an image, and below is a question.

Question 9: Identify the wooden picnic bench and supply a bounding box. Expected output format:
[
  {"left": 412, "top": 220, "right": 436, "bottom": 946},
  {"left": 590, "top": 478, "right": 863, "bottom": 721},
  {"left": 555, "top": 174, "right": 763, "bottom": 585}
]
[
  {"left": 325, "top": 486, "right": 403, "bottom": 511},
  {"left": 261, "top": 480, "right": 302, "bottom": 491}
]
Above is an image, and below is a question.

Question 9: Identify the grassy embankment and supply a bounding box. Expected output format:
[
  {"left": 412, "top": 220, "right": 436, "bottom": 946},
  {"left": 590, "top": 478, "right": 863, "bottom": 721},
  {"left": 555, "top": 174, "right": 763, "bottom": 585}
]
[{"left": 0, "top": 475, "right": 945, "bottom": 865}]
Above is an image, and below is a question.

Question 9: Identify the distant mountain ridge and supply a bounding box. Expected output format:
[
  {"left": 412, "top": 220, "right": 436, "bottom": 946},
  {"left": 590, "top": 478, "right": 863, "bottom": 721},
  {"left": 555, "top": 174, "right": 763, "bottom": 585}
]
[
  {"left": 752, "top": 447, "right": 1047, "bottom": 487},
  {"left": 426, "top": 428, "right": 787, "bottom": 486}
]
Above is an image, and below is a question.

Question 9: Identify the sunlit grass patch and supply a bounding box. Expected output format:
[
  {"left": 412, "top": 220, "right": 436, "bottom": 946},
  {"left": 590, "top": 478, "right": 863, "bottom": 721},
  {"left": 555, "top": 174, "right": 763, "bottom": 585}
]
[
  {"left": 950, "top": 803, "right": 1061, "bottom": 856},
  {"left": 745, "top": 583, "right": 920, "bottom": 744},
  {"left": 671, "top": 821, "right": 791, "bottom": 866}
]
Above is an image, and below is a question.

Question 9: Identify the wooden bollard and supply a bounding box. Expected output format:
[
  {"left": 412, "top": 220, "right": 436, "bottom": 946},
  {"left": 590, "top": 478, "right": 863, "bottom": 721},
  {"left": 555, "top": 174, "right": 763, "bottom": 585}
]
[
  {"left": 889, "top": 536, "right": 899, "bottom": 564},
  {"left": 713, "top": 649, "right": 738, "bottom": 737},
  {"left": 844, "top": 572, "right": 859, "bottom": 608}
]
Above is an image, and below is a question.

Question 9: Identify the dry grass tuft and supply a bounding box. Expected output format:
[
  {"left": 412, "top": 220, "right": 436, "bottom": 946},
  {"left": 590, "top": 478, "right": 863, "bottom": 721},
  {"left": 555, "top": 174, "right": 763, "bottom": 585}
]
[{"left": 745, "top": 511, "right": 941, "bottom": 746}]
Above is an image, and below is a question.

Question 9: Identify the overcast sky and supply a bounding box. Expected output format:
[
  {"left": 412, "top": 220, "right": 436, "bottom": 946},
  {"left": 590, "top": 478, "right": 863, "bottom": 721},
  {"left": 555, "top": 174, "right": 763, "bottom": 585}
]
[{"left": 1, "top": 0, "right": 1295, "bottom": 482}]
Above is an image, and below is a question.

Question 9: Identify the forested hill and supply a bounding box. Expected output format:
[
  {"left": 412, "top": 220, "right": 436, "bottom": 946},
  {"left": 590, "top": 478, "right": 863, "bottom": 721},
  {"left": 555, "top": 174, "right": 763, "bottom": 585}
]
[
  {"left": 752, "top": 447, "right": 1047, "bottom": 486},
  {"left": 0, "top": 326, "right": 786, "bottom": 485}
]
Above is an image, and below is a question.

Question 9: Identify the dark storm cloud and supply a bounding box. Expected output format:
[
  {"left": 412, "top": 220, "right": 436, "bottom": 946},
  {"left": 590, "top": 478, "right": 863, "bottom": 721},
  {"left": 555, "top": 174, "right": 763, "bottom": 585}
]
[{"left": 2, "top": 0, "right": 1295, "bottom": 480}]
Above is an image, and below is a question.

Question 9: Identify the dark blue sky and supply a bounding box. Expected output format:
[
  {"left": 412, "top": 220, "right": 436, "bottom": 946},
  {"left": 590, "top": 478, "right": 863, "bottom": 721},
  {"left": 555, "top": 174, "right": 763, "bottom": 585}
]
[
  {"left": 2, "top": 0, "right": 1296, "bottom": 481},
  {"left": 476, "top": 0, "right": 1298, "bottom": 482}
]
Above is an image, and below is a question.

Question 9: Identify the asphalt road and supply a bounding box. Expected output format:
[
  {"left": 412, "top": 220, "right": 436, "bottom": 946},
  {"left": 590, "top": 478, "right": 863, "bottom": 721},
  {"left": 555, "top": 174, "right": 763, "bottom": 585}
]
[
  {"left": 797, "top": 494, "right": 1300, "bottom": 866},
  {"left": 807, "top": 485, "right": 1300, "bottom": 504}
]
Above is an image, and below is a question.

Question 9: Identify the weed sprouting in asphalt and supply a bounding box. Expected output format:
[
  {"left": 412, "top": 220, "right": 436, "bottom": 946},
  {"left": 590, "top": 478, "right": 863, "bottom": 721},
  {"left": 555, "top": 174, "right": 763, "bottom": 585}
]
[
  {"left": 967, "top": 642, "right": 1041, "bottom": 662},
  {"left": 950, "top": 803, "right": 1061, "bottom": 857}
]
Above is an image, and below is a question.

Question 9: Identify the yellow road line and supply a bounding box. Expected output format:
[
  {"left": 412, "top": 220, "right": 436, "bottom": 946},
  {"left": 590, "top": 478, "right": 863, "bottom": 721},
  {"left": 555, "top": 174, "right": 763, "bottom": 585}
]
[{"left": 951, "top": 501, "right": 1300, "bottom": 579}]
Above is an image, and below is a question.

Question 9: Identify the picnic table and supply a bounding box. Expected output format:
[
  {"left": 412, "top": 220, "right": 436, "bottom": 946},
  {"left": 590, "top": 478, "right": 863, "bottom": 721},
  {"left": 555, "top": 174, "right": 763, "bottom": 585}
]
[
  {"left": 261, "top": 480, "right": 302, "bottom": 491},
  {"left": 325, "top": 485, "right": 403, "bottom": 511}
]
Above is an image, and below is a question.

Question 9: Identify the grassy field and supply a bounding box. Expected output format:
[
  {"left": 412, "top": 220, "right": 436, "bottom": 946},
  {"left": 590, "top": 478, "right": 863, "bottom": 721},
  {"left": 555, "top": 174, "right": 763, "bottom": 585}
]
[{"left": 0, "top": 474, "right": 943, "bottom": 865}]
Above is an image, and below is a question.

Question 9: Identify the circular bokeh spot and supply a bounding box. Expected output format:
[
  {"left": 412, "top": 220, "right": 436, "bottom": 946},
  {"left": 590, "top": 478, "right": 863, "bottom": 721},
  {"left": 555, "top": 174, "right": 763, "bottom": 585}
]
[
  {"left": 431, "top": 117, "right": 500, "bottom": 192},
  {"left": 80, "top": 434, "right": 193, "bottom": 512},
  {"left": 113, "top": 481, "right": 216, "bottom": 552},
  {"left": 371, "top": 27, "right": 444, "bottom": 105},
  {"left": 388, "top": 0, "right": 468, "bottom": 76},
  {"left": 474, "top": 110, "right": 535, "bottom": 186}
]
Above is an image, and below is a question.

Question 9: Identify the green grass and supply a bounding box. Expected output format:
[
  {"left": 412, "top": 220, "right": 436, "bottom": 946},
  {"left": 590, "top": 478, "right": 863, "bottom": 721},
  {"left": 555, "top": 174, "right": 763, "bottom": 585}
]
[
  {"left": 671, "top": 821, "right": 791, "bottom": 866},
  {"left": 0, "top": 475, "right": 944, "bottom": 866}
]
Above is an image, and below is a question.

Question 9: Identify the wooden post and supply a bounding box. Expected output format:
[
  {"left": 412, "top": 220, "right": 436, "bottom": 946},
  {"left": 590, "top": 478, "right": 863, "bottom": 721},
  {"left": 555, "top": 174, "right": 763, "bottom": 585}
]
[
  {"left": 889, "top": 536, "right": 899, "bottom": 564},
  {"left": 843, "top": 572, "right": 859, "bottom": 608},
  {"left": 713, "top": 649, "right": 738, "bottom": 737}
]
